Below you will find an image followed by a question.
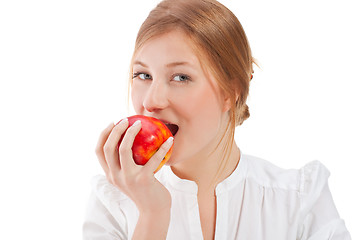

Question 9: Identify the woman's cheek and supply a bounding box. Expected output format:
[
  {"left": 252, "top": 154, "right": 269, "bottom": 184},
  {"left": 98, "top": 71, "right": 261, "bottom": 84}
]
[{"left": 131, "top": 86, "right": 145, "bottom": 113}]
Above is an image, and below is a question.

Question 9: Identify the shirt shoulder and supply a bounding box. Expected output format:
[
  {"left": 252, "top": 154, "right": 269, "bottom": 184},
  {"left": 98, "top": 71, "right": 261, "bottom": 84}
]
[
  {"left": 90, "top": 174, "right": 130, "bottom": 204},
  {"left": 242, "top": 154, "right": 330, "bottom": 194},
  {"left": 83, "top": 175, "right": 131, "bottom": 239}
]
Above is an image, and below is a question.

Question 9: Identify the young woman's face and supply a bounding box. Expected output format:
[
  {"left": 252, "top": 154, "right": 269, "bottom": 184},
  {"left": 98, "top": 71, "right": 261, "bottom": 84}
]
[{"left": 131, "top": 30, "right": 230, "bottom": 166}]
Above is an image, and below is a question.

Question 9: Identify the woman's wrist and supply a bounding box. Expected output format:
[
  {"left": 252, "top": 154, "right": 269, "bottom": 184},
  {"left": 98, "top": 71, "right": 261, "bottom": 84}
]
[{"left": 132, "top": 208, "right": 171, "bottom": 240}]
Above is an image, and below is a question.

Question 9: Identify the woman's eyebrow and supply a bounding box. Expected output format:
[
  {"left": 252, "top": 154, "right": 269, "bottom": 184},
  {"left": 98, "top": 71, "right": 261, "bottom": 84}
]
[
  {"left": 133, "top": 60, "right": 193, "bottom": 69},
  {"left": 165, "top": 61, "right": 191, "bottom": 68},
  {"left": 133, "top": 60, "right": 148, "bottom": 68}
]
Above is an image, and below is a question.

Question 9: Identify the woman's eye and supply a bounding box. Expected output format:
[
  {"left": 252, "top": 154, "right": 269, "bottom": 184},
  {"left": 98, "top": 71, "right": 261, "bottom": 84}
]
[
  {"left": 139, "top": 73, "right": 152, "bottom": 80},
  {"left": 133, "top": 72, "right": 152, "bottom": 80},
  {"left": 173, "top": 74, "right": 190, "bottom": 82}
]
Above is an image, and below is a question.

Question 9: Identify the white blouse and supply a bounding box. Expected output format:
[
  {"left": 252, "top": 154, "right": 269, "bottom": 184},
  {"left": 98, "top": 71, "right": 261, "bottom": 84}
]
[{"left": 83, "top": 154, "right": 351, "bottom": 239}]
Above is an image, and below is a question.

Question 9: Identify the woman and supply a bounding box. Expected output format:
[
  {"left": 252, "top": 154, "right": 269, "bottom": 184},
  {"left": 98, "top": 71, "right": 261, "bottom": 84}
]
[{"left": 83, "top": 0, "right": 351, "bottom": 239}]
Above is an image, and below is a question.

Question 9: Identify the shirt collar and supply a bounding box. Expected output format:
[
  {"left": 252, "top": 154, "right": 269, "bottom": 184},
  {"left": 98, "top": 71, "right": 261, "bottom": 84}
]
[
  {"left": 215, "top": 152, "right": 247, "bottom": 195},
  {"left": 160, "top": 151, "right": 247, "bottom": 195}
]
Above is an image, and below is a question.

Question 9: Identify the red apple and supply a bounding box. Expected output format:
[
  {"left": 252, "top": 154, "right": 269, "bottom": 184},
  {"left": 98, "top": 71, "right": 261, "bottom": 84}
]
[{"left": 117, "top": 115, "right": 175, "bottom": 172}]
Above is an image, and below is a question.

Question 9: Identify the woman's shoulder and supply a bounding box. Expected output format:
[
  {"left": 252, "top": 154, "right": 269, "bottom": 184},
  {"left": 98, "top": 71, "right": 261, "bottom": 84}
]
[
  {"left": 83, "top": 175, "right": 134, "bottom": 239},
  {"left": 241, "top": 154, "right": 331, "bottom": 194}
]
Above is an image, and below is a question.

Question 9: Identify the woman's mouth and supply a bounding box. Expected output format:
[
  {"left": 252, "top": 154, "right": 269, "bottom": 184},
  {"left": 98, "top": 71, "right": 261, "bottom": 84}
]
[
  {"left": 165, "top": 123, "right": 179, "bottom": 137},
  {"left": 161, "top": 121, "right": 179, "bottom": 137}
]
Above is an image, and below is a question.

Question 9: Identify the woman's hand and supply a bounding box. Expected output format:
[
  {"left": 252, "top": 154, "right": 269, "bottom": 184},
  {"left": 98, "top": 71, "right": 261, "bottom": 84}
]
[{"left": 95, "top": 118, "right": 173, "bottom": 214}]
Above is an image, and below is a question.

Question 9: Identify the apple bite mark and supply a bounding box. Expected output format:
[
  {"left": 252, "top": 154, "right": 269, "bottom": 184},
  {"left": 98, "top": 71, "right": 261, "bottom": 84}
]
[{"left": 164, "top": 123, "right": 179, "bottom": 137}]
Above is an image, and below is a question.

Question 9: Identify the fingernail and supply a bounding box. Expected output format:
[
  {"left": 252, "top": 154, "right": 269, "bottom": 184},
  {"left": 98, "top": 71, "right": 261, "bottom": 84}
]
[
  {"left": 166, "top": 137, "right": 174, "bottom": 144},
  {"left": 114, "top": 118, "right": 128, "bottom": 126},
  {"left": 132, "top": 120, "right": 141, "bottom": 127}
]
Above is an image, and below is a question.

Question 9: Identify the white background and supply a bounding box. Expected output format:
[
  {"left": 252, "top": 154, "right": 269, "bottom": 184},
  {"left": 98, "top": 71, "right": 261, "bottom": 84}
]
[{"left": 0, "top": 0, "right": 359, "bottom": 239}]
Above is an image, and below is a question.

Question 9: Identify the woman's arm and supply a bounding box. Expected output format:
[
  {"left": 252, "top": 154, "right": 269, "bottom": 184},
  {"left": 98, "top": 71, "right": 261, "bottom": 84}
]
[
  {"left": 93, "top": 120, "right": 173, "bottom": 239},
  {"left": 83, "top": 190, "right": 128, "bottom": 240},
  {"left": 297, "top": 161, "right": 351, "bottom": 240},
  {"left": 132, "top": 209, "right": 171, "bottom": 240},
  {"left": 301, "top": 183, "right": 351, "bottom": 239}
]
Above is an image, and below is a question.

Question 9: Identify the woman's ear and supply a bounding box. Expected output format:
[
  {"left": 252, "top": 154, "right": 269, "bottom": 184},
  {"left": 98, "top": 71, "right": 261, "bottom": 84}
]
[
  {"left": 223, "top": 96, "right": 232, "bottom": 112},
  {"left": 222, "top": 91, "right": 239, "bottom": 112}
]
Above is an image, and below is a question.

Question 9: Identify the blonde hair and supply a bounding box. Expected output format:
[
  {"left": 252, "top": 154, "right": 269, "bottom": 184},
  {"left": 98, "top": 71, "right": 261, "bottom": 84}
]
[{"left": 129, "top": 0, "right": 255, "bottom": 181}]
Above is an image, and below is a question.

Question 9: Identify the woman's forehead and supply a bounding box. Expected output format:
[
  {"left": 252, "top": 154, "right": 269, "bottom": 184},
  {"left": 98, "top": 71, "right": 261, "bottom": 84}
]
[
  {"left": 134, "top": 30, "right": 199, "bottom": 63},
  {"left": 132, "top": 29, "right": 222, "bottom": 89}
]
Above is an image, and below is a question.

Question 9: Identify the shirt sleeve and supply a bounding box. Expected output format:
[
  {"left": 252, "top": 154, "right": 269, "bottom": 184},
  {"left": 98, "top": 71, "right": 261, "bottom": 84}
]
[
  {"left": 297, "top": 161, "right": 351, "bottom": 240},
  {"left": 82, "top": 175, "right": 128, "bottom": 240}
]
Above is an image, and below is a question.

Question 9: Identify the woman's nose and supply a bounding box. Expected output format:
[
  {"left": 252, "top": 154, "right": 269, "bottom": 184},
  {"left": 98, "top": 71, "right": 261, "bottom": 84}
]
[{"left": 143, "top": 81, "right": 169, "bottom": 112}]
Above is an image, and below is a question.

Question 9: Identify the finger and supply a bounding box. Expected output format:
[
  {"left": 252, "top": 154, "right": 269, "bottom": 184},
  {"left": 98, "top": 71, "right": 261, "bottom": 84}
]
[
  {"left": 118, "top": 120, "right": 142, "bottom": 170},
  {"left": 95, "top": 122, "right": 115, "bottom": 175},
  {"left": 104, "top": 118, "right": 129, "bottom": 175},
  {"left": 143, "top": 137, "right": 174, "bottom": 173}
]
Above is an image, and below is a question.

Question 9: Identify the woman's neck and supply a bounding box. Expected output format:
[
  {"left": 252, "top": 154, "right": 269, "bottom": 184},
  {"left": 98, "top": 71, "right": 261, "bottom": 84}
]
[{"left": 170, "top": 140, "right": 240, "bottom": 192}]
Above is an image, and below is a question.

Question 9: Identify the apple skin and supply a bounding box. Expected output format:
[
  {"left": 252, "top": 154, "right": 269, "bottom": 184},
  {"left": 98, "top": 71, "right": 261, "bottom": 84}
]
[{"left": 117, "top": 115, "right": 174, "bottom": 172}]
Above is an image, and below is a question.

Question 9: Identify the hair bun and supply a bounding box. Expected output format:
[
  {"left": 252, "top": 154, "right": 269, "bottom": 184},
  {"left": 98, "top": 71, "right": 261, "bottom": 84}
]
[{"left": 236, "top": 103, "right": 250, "bottom": 126}]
